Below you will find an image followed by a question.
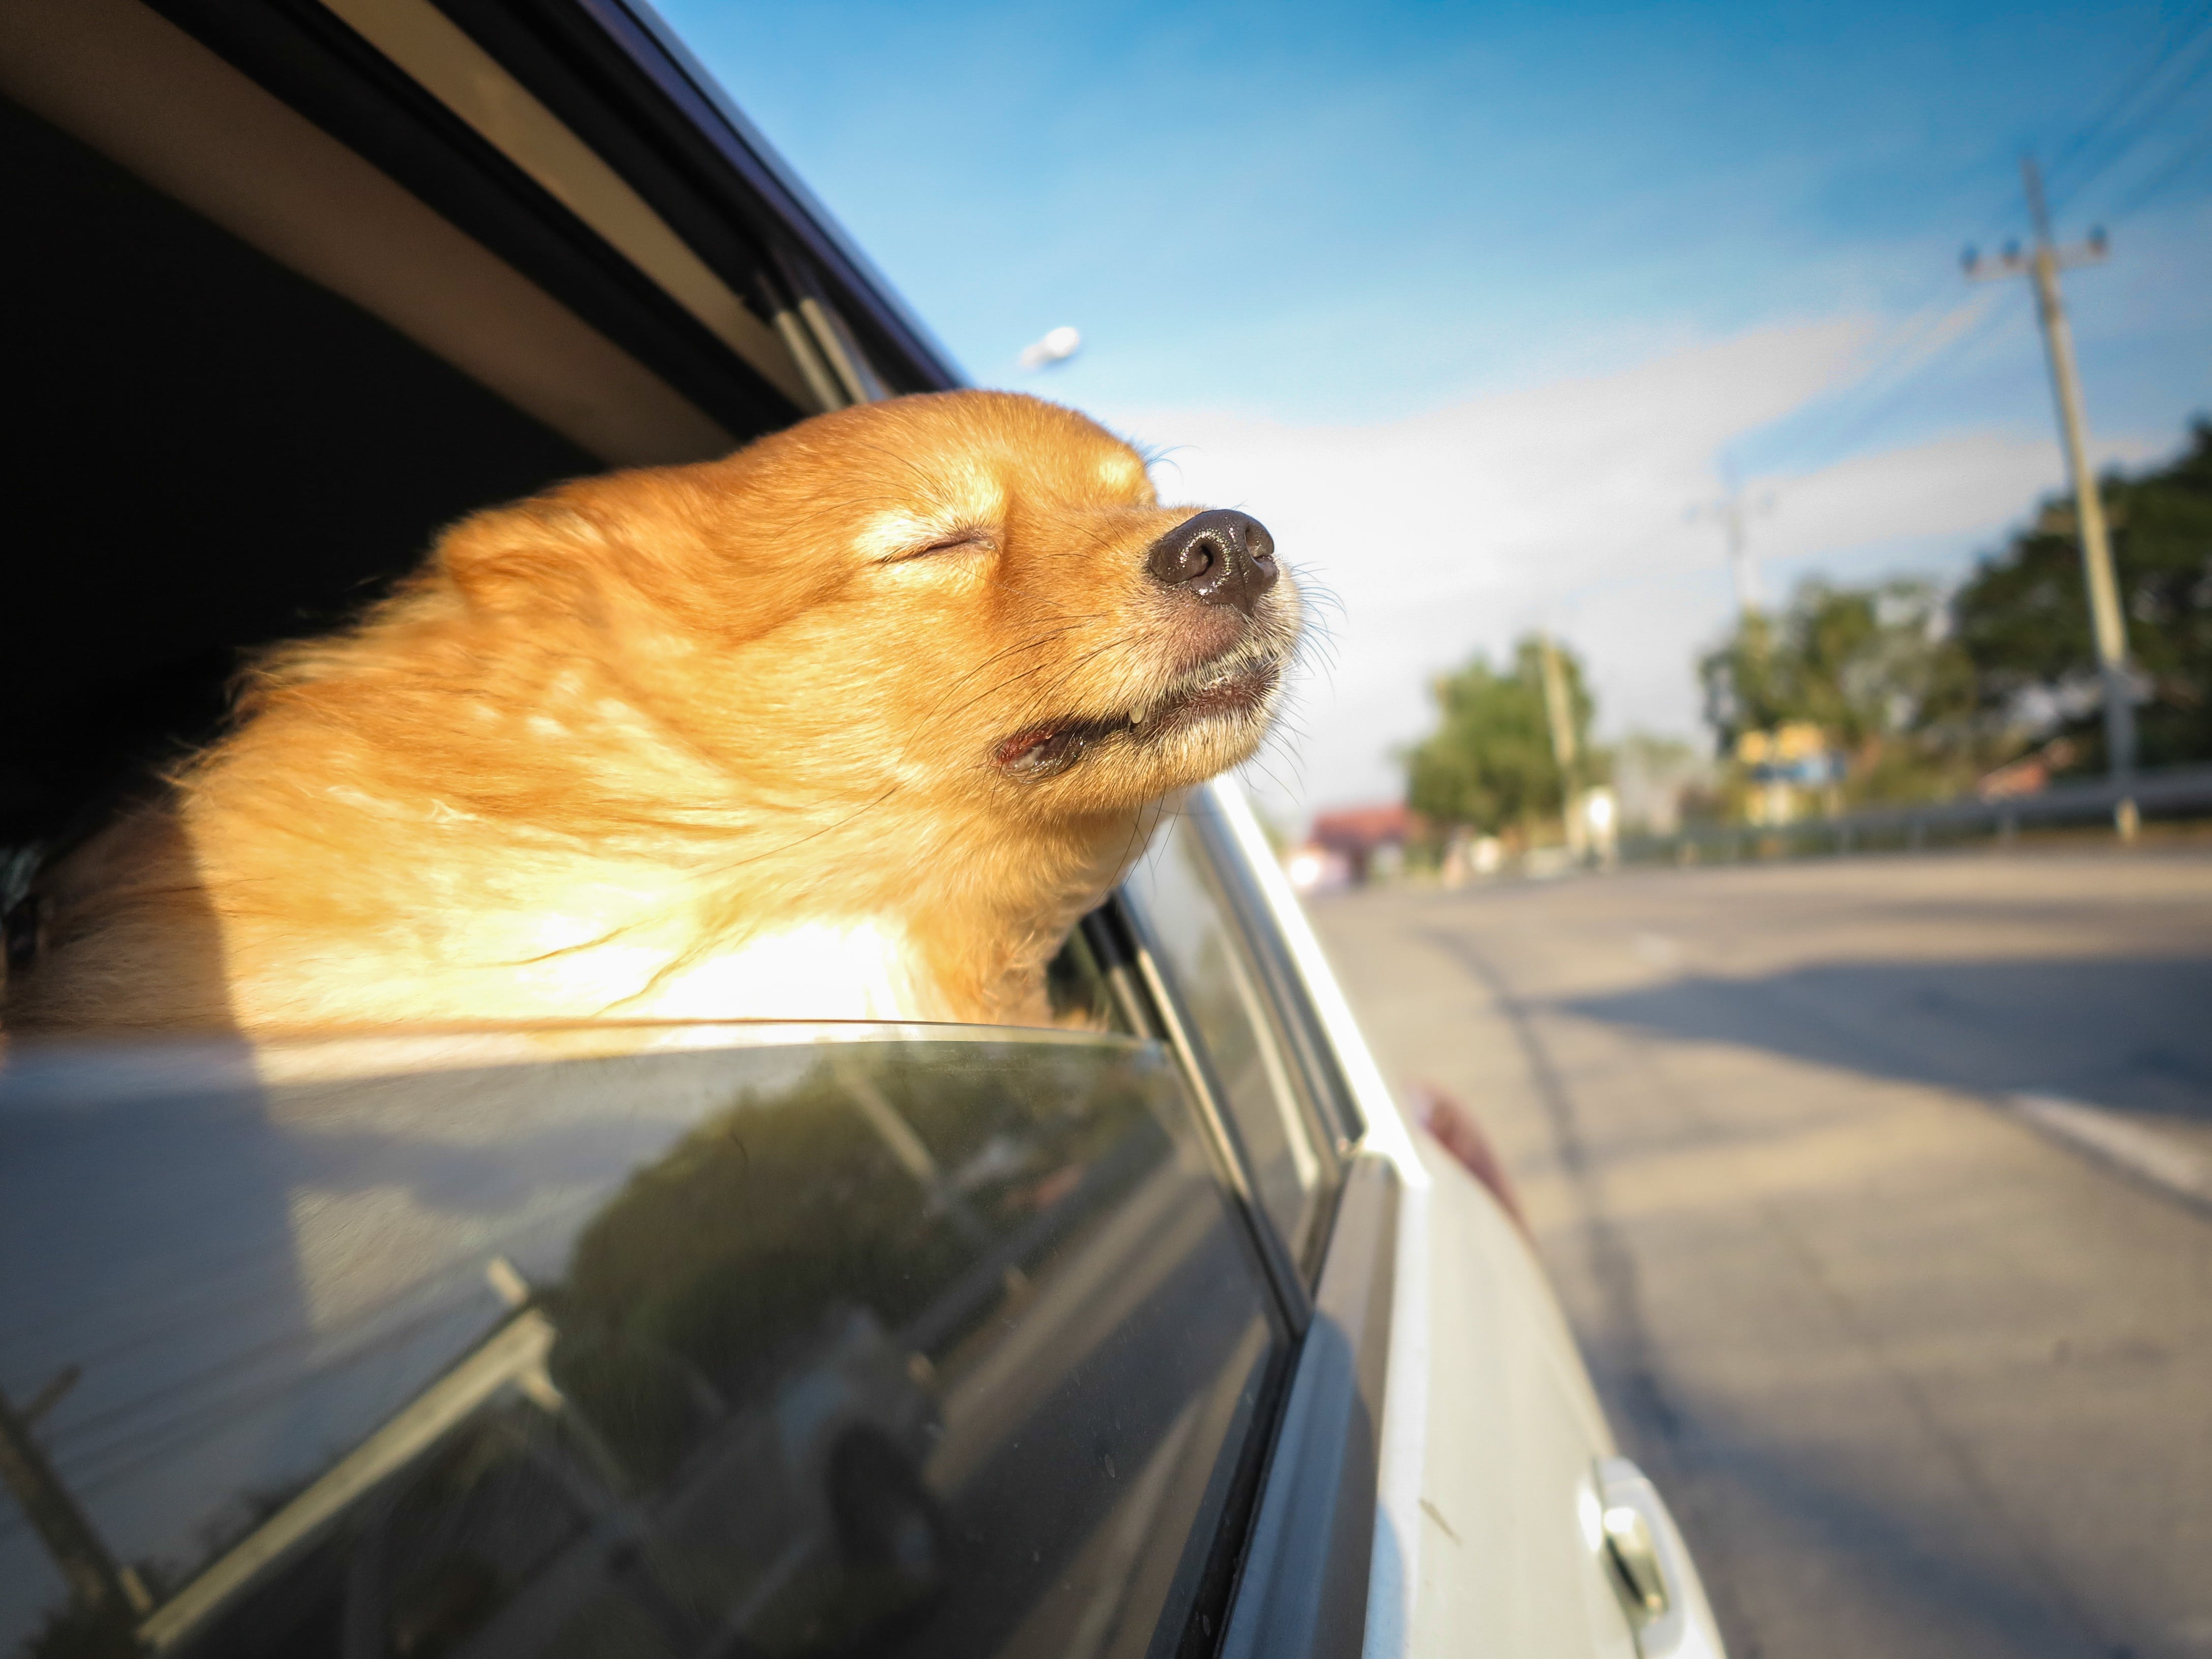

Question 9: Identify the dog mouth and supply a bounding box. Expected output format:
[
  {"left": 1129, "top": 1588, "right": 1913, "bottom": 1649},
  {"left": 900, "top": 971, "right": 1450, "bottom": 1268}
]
[{"left": 995, "top": 652, "right": 1283, "bottom": 781}]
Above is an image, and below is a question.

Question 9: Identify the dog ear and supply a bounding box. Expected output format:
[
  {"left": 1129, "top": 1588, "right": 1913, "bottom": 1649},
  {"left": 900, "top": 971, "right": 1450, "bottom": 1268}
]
[
  {"left": 435, "top": 495, "right": 613, "bottom": 619},
  {"left": 435, "top": 459, "right": 850, "bottom": 648}
]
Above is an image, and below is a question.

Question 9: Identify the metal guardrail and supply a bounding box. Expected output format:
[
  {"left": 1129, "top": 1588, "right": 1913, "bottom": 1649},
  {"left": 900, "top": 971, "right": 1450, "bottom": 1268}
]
[{"left": 1619, "top": 762, "right": 2212, "bottom": 865}]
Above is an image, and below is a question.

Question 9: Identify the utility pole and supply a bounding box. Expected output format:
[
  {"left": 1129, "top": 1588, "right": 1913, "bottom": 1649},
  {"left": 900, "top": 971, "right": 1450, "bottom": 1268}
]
[
  {"left": 1690, "top": 464, "right": 1774, "bottom": 617},
  {"left": 0, "top": 1369, "right": 151, "bottom": 1629},
  {"left": 1538, "top": 631, "right": 1585, "bottom": 857},
  {"left": 1964, "top": 157, "right": 2136, "bottom": 835}
]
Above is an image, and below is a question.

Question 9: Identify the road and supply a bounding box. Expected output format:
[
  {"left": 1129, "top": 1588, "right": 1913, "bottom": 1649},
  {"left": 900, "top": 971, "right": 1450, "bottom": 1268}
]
[{"left": 1309, "top": 846, "right": 2212, "bottom": 1659}]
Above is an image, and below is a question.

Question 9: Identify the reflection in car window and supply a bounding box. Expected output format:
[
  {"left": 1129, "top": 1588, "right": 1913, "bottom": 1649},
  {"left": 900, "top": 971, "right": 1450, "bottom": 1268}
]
[
  {"left": 0, "top": 1030, "right": 1285, "bottom": 1659},
  {"left": 1123, "top": 814, "right": 1332, "bottom": 1270}
]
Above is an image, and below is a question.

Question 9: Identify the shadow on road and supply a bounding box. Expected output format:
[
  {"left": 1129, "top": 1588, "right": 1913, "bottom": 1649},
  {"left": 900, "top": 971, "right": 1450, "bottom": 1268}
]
[
  {"left": 1558, "top": 954, "right": 2212, "bottom": 1122},
  {"left": 1574, "top": 1319, "right": 2113, "bottom": 1659},
  {"left": 1415, "top": 926, "right": 2144, "bottom": 1657}
]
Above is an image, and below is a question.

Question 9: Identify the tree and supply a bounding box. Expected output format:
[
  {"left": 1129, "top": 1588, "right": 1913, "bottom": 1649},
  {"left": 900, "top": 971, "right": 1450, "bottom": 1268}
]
[
  {"left": 1405, "top": 636, "right": 1594, "bottom": 834},
  {"left": 1698, "top": 578, "right": 1975, "bottom": 803},
  {"left": 1953, "top": 419, "right": 2212, "bottom": 771}
]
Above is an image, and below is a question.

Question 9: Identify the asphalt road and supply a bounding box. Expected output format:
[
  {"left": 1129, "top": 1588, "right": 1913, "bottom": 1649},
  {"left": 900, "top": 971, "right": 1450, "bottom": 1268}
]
[{"left": 1309, "top": 846, "right": 2212, "bottom": 1659}]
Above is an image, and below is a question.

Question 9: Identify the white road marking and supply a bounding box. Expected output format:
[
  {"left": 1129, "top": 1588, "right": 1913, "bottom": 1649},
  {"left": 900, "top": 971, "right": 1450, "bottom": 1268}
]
[{"left": 2004, "top": 1092, "right": 2212, "bottom": 1216}]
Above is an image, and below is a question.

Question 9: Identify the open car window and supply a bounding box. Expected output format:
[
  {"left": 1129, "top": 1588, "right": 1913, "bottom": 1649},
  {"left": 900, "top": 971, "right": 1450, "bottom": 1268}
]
[{"left": 0, "top": 1027, "right": 1288, "bottom": 1658}]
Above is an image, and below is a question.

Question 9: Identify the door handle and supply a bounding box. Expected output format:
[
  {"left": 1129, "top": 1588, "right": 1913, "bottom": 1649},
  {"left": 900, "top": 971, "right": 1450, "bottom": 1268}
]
[{"left": 1588, "top": 1457, "right": 1727, "bottom": 1659}]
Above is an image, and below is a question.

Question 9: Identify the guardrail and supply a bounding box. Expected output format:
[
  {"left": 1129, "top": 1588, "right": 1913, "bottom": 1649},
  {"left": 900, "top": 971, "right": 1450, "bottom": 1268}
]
[{"left": 1619, "top": 762, "right": 2212, "bottom": 866}]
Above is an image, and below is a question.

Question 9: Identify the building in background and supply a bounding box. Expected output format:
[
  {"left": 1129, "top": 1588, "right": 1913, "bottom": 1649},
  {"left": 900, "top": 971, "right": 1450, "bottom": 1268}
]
[
  {"left": 1303, "top": 802, "right": 1418, "bottom": 886},
  {"left": 1736, "top": 721, "right": 1846, "bottom": 825},
  {"left": 1612, "top": 734, "right": 1719, "bottom": 837}
]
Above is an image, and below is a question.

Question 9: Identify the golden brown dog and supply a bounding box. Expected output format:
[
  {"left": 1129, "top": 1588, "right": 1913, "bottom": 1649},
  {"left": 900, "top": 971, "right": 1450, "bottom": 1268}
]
[{"left": 3, "top": 392, "right": 1298, "bottom": 1036}]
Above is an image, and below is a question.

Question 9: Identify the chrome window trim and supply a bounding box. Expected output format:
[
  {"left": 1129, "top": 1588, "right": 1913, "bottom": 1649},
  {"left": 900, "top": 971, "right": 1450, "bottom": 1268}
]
[
  {"left": 313, "top": 0, "right": 817, "bottom": 410},
  {"left": 1201, "top": 780, "right": 1416, "bottom": 1169},
  {"left": 1108, "top": 896, "right": 1315, "bottom": 1331},
  {"left": 1138, "top": 800, "right": 1345, "bottom": 1281},
  {"left": 0, "top": 0, "right": 734, "bottom": 467},
  {"left": 576, "top": 0, "right": 967, "bottom": 392},
  {"left": 139, "top": 0, "right": 815, "bottom": 439},
  {"left": 1218, "top": 1154, "right": 1396, "bottom": 1659},
  {"left": 329, "top": 0, "right": 910, "bottom": 409},
  {"left": 0, "top": 1019, "right": 1164, "bottom": 1106},
  {"left": 1183, "top": 788, "right": 1367, "bottom": 1160},
  {"left": 1201, "top": 778, "right": 1437, "bottom": 1659}
]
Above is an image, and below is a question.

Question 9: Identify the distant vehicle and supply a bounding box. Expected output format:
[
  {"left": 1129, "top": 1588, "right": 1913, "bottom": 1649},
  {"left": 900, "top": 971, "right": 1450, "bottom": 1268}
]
[{"left": 0, "top": 2, "right": 1723, "bottom": 1655}]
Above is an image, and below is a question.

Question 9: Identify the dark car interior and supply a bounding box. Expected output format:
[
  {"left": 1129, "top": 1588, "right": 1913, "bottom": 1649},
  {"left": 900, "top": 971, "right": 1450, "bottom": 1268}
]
[
  {"left": 6, "top": 93, "right": 599, "bottom": 853},
  {"left": 1, "top": 0, "right": 949, "bottom": 868}
]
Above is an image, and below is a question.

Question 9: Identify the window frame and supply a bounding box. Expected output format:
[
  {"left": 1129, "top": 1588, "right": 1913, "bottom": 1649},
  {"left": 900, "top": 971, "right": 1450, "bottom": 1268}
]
[
  {"left": 1085, "top": 898, "right": 1315, "bottom": 1326},
  {"left": 1180, "top": 789, "right": 1369, "bottom": 1157},
  {"left": 1115, "top": 787, "right": 1403, "bottom": 1659},
  {"left": 1112, "top": 790, "right": 1367, "bottom": 1279}
]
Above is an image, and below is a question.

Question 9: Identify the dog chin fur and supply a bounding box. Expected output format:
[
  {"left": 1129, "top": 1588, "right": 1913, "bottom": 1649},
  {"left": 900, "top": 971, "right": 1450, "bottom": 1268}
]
[{"left": 3, "top": 392, "right": 1298, "bottom": 1039}]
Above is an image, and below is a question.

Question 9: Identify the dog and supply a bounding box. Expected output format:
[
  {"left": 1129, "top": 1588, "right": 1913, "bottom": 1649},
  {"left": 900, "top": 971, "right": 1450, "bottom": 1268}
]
[{"left": 2, "top": 392, "right": 1298, "bottom": 1037}]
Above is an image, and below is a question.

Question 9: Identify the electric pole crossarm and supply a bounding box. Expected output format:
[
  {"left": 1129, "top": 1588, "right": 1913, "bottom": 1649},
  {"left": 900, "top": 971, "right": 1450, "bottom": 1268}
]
[
  {"left": 1962, "top": 241, "right": 2107, "bottom": 279},
  {"left": 1689, "top": 482, "right": 1774, "bottom": 616}
]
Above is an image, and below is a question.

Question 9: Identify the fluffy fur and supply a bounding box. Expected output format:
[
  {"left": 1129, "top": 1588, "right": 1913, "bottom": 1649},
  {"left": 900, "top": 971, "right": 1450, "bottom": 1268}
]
[{"left": 4, "top": 392, "right": 1299, "bottom": 1036}]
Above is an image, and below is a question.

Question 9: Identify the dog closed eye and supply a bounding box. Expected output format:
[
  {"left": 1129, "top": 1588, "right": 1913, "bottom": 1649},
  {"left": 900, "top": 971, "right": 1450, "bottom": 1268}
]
[{"left": 898, "top": 529, "right": 995, "bottom": 561}]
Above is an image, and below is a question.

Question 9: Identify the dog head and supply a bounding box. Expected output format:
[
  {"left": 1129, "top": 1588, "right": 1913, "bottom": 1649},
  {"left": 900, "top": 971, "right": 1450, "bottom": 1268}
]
[{"left": 456, "top": 391, "right": 1300, "bottom": 839}]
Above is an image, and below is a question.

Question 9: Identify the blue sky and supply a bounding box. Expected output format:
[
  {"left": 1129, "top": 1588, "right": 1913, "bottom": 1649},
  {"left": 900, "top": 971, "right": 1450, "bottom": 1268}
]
[{"left": 659, "top": 0, "right": 2212, "bottom": 816}]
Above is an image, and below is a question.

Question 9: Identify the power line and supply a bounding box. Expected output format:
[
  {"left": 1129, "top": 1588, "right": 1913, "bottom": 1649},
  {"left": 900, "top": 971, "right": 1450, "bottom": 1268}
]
[
  {"left": 2102, "top": 104, "right": 2212, "bottom": 219},
  {"left": 1748, "top": 6, "right": 2212, "bottom": 479},
  {"left": 1483, "top": 20, "right": 2212, "bottom": 691},
  {"left": 1749, "top": 288, "right": 2002, "bottom": 474},
  {"left": 2044, "top": 4, "right": 2212, "bottom": 214},
  {"left": 1785, "top": 287, "right": 2032, "bottom": 470}
]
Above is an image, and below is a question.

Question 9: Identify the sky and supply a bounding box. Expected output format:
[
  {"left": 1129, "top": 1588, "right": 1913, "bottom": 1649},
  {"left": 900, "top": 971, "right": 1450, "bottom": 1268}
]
[{"left": 657, "top": 0, "right": 2212, "bottom": 824}]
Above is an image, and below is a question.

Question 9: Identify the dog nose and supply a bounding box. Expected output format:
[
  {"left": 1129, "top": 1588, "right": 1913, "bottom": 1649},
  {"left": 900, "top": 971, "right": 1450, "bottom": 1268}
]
[{"left": 1145, "top": 509, "right": 1278, "bottom": 618}]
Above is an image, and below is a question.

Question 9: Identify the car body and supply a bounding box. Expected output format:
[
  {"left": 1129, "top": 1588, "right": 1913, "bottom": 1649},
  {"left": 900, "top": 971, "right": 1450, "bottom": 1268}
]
[{"left": 0, "top": 2, "right": 1723, "bottom": 1655}]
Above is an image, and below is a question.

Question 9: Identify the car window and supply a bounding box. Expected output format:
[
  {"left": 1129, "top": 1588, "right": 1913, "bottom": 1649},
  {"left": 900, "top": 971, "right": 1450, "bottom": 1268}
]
[
  {"left": 0, "top": 1028, "right": 1287, "bottom": 1659},
  {"left": 1122, "top": 813, "right": 1334, "bottom": 1272}
]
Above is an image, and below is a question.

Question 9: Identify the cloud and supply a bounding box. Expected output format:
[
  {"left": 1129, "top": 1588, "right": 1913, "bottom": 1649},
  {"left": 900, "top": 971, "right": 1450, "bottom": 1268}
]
[{"left": 1098, "top": 316, "right": 2162, "bottom": 825}]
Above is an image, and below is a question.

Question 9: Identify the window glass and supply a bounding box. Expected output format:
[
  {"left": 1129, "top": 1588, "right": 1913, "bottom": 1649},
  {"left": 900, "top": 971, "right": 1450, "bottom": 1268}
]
[
  {"left": 1122, "top": 815, "right": 1332, "bottom": 1270},
  {"left": 0, "top": 1028, "right": 1285, "bottom": 1659}
]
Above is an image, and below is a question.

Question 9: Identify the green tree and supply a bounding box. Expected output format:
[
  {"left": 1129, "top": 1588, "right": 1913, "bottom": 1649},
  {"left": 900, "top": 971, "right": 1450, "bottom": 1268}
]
[
  {"left": 1698, "top": 578, "right": 1975, "bottom": 803},
  {"left": 1405, "top": 636, "right": 1593, "bottom": 834},
  {"left": 1953, "top": 419, "right": 2212, "bottom": 771}
]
